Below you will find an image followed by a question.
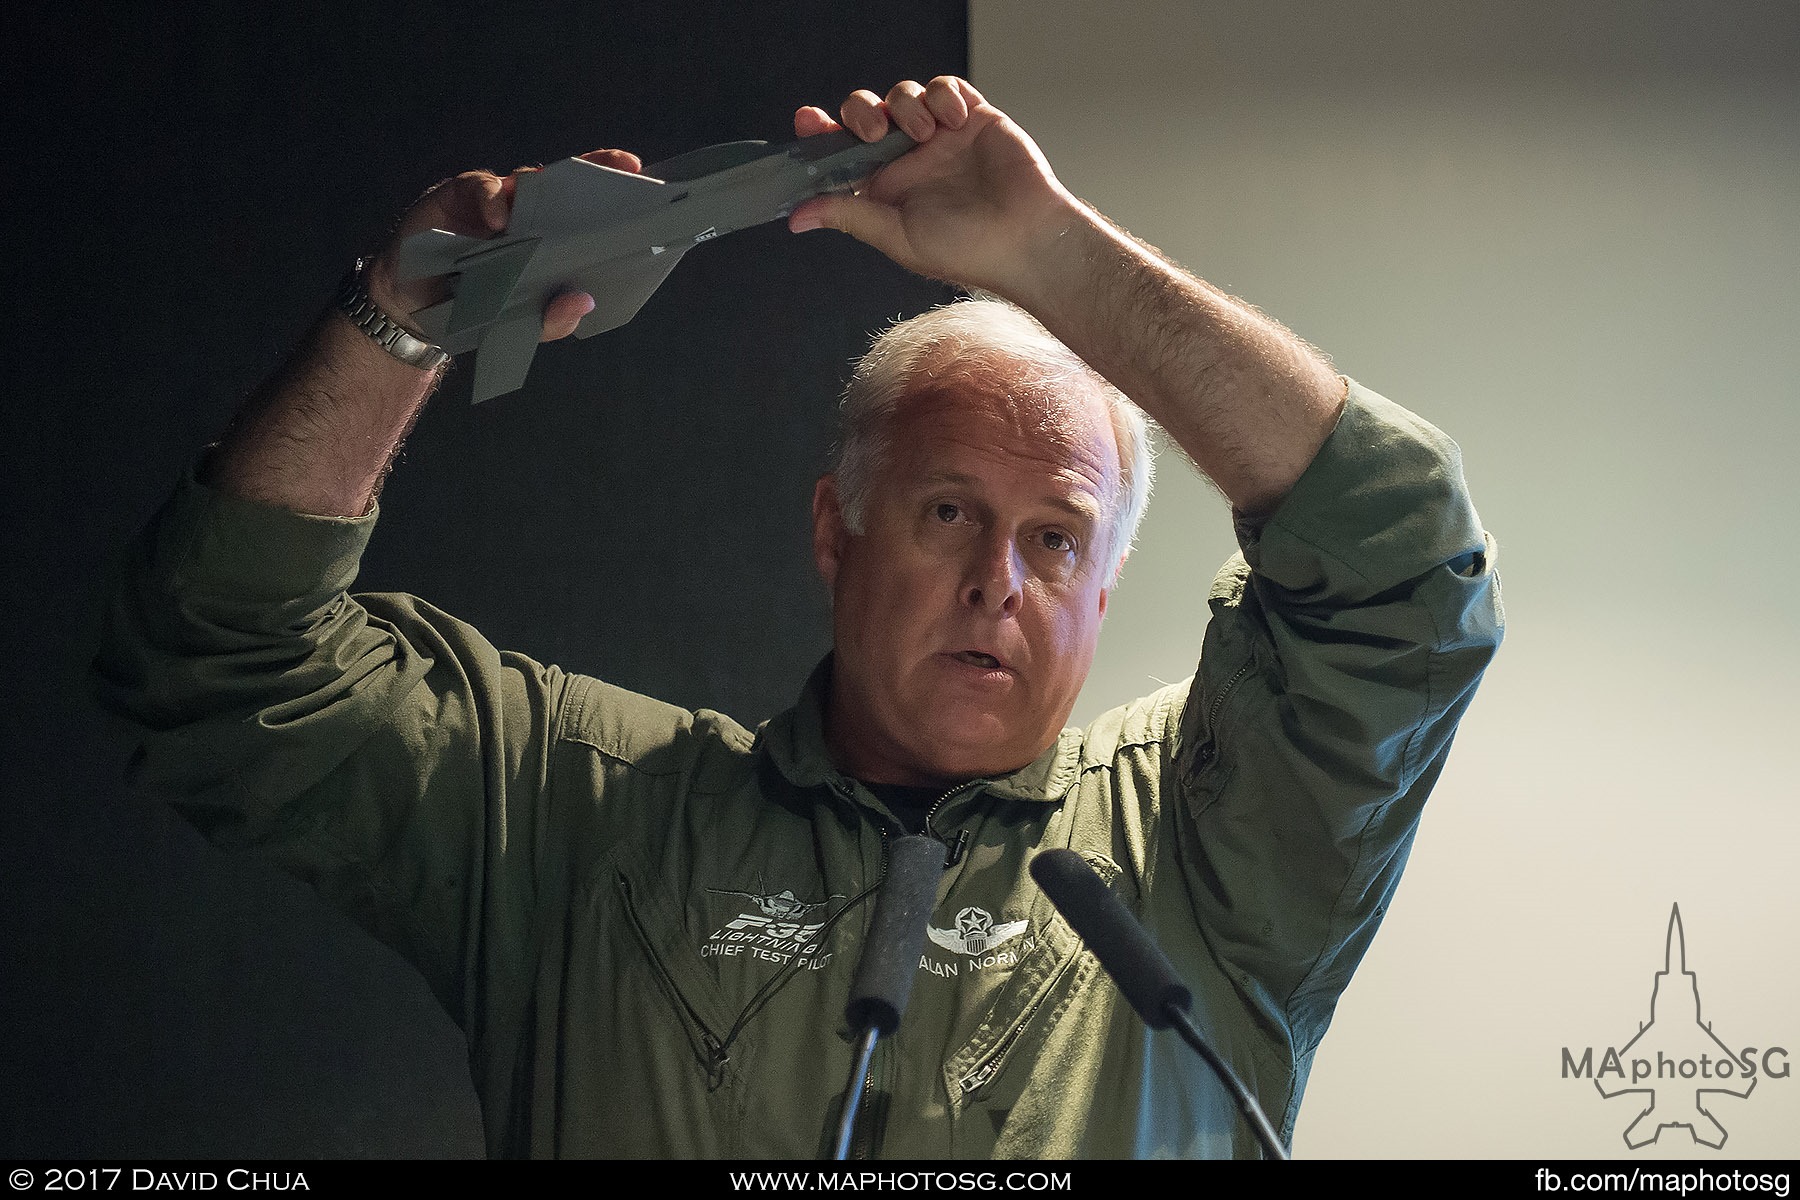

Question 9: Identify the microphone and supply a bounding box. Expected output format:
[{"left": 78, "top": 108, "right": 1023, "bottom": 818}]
[
  {"left": 845, "top": 835, "right": 948, "bottom": 1033},
  {"left": 1029, "top": 848, "right": 1191, "bottom": 1028},
  {"left": 833, "top": 835, "right": 947, "bottom": 1158},
  {"left": 1029, "top": 849, "right": 1289, "bottom": 1160}
]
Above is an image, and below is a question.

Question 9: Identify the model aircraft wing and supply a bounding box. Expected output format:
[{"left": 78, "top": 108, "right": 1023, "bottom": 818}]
[
  {"left": 397, "top": 158, "right": 663, "bottom": 287},
  {"left": 511, "top": 155, "right": 667, "bottom": 230},
  {"left": 398, "top": 154, "right": 666, "bottom": 331},
  {"left": 396, "top": 227, "right": 487, "bottom": 282},
  {"left": 567, "top": 246, "right": 691, "bottom": 339},
  {"left": 644, "top": 140, "right": 770, "bottom": 183}
]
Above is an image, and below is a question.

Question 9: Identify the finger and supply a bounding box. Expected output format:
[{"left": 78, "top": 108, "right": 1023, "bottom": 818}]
[
  {"left": 883, "top": 80, "right": 935, "bottom": 141},
  {"left": 575, "top": 148, "right": 642, "bottom": 173},
  {"left": 463, "top": 172, "right": 508, "bottom": 233},
  {"left": 787, "top": 196, "right": 827, "bottom": 235},
  {"left": 839, "top": 89, "right": 889, "bottom": 142},
  {"left": 788, "top": 192, "right": 902, "bottom": 253},
  {"left": 952, "top": 77, "right": 987, "bottom": 111},
  {"left": 422, "top": 172, "right": 507, "bottom": 236},
  {"left": 540, "top": 290, "right": 596, "bottom": 341},
  {"left": 793, "top": 105, "right": 842, "bottom": 139},
  {"left": 923, "top": 76, "right": 970, "bottom": 129}
]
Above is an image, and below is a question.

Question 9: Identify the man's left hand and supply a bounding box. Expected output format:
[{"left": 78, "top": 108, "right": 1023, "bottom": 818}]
[{"left": 787, "top": 77, "right": 1076, "bottom": 300}]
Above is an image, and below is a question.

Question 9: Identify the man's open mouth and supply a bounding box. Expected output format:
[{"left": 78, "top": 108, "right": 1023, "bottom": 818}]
[{"left": 952, "top": 650, "right": 1003, "bottom": 669}]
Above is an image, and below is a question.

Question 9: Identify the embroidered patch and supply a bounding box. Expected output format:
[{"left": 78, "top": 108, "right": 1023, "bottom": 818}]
[
  {"left": 918, "top": 907, "right": 1037, "bottom": 980},
  {"left": 700, "top": 882, "right": 845, "bottom": 971},
  {"left": 928, "top": 906, "right": 1030, "bottom": 956}
]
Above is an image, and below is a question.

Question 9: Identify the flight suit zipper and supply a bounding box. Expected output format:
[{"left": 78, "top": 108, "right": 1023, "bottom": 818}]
[
  {"left": 851, "top": 1029, "right": 884, "bottom": 1159},
  {"left": 1196, "top": 659, "right": 1253, "bottom": 766},
  {"left": 617, "top": 875, "right": 732, "bottom": 1087},
  {"left": 951, "top": 920, "right": 1087, "bottom": 1098},
  {"left": 847, "top": 783, "right": 977, "bottom": 1158},
  {"left": 955, "top": 981, "right": 1053, "bottom": 1095},
  {"left": 924, "top": 782, "right": 983, "bottom": 864},
  {"left": 848, "top": 823, "right": 890, "bottom": 1159}
]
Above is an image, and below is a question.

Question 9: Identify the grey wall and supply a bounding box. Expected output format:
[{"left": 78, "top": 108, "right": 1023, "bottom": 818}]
[
  {"left": 2, "top": 0, "right": 964, "bottom": 1157},
  {"left": 974, "top": 0, "right": 1800, "bottom": 1159}
]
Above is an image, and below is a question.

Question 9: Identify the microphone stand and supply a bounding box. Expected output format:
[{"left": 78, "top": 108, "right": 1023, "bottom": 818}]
[
  {"left": 830, "top": 834, "right": 947, "bottom": 1160},
  {"left": 1030, "top": 848, "right": 1290, "bottom": 1161},
  {"left": 1165, "top": 1005, "right": 1288, "bottom": 1160},
  {"left": 833, "top": 1028, "right": 881, "bottom": 1160}
]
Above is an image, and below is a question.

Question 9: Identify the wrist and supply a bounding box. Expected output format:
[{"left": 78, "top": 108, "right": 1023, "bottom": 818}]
[
  {"left": 359, "top": 253, "right": 427, "bottom": 335},
  {"left": 334, "top": 258, "right": 449, "bottom": 373},
  {"left": 209, "top": 309, "right": 442, "bottom": 517},
  {"left": 986, "top": 187, "right": 1111, "bottom": 316}
]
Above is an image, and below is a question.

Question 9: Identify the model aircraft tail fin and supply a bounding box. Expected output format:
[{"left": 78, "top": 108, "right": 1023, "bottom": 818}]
[
  {"left": 406, "top": 297, "right": 470, "bottom": 354},
  {"left": 471, "top": 308, "right": 546, "bottom": 403},
  {"left": 444, "top": 237, "right": 541, "bottom": 336}
]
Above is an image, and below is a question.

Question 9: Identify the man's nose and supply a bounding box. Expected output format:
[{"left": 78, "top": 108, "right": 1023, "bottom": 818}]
[{"left": 962, "top": 535, "right": 1025, "bottom": 616}]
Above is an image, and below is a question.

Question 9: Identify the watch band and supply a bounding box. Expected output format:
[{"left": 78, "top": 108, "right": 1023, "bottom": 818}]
[{"left": 333, "top": 258, "right": 451, "bottom": 372}]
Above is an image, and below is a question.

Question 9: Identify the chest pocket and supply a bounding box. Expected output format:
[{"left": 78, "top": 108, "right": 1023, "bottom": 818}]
[
  {"left": 529, "top": 854, "right": 756, "bottom": 1157},
  {"left": 613, "top": 859, "right": 740, "bottom": 1088},
  {"left": 938, "top": 849, "right": 1120, "bottom": 1110},
  {"left": 941, "top": 902, "right": 1090, "bottom": 1102},
  {"left": 609, "top": 848, "right": 879, "bottom": 1158}
]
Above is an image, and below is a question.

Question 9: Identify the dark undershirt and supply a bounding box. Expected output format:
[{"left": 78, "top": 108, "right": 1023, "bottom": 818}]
[{"left": 858, "top": 781, "right": 947, "bottom": 836}]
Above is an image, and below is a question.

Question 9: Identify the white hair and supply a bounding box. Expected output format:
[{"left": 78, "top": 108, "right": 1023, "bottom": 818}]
[{"left": 833, "top": 297, "right": 1155, "bottom": 572}]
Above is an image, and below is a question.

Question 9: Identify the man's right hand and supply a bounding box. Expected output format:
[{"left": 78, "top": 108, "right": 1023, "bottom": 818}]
[
  {"left": 206, "top": 146, "right": 644, "bottom": 518},
  {"left": 363, "top": 148, "right": 646, "bottom": 344}
]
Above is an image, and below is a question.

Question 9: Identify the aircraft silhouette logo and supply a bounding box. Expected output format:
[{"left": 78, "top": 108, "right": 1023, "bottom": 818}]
[{"left": 1592, "top": 905, "right": 1755, "bottom": 1148}]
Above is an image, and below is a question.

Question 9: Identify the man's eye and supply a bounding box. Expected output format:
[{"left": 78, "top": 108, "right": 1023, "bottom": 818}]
[
  {"left": 1042, "top": 530, "right": 1075, "bottom": 554},
  {"left": 934, "top": 503, "right": 962, "bottom": 523}
]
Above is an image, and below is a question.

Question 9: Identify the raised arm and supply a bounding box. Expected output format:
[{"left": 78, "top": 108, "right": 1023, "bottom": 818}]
[
  {"left": 787, "top": 77, "right": 1344, "bottom": 518},
  {"left": 202, "top": 150, "right": 639, "bottom": 517},
  {"left": 794, "top": 81, "right": 1504, "bottom": 1121}
]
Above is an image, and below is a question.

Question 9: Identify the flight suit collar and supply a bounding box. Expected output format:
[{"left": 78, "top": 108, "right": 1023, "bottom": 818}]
[{"left": 759, "top": 655, "right": 1083, "bottom": 804}]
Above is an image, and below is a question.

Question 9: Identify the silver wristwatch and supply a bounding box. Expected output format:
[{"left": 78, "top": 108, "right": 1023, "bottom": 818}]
[{"left": 333, "top": 258, "right": 451, "bottom": 372}]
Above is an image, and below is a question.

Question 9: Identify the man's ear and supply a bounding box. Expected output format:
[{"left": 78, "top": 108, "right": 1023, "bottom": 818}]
[
  {"left": 813, "top": 475, "right": 849, "bottom": 589},
  {"left": 1103, "top": 548, "right": 1130, "bottom": 600}
]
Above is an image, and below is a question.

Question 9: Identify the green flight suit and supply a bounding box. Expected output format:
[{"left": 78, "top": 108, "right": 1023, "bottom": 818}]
[{"left": 94, "top": 380, "right": 1503, "bottom": 1157}]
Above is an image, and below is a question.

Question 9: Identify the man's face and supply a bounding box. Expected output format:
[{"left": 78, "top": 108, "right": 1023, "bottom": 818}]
[{"left": 813, "top": 358, "right": 1121, "bottom": 785}]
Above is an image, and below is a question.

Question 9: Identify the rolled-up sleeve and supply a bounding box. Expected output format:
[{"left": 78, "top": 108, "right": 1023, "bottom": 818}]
[
  {"left": 1171, "top": 380, "right": 1504, "bottom": 1075},
  {"left": 92, "top": 472, "right": 565, "bottom": 1040}
]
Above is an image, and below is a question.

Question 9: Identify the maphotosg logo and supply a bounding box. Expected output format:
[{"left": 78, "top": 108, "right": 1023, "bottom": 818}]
[{"left": 1561, "top": 904, "right": 1790, "bottom": 1149}]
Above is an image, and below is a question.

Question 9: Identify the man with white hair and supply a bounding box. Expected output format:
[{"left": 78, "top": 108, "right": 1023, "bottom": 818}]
[{"left": 96, "top": 77, "right": 1502, "bottom": 1157}]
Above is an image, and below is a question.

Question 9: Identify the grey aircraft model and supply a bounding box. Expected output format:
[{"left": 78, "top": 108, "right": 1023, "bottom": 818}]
[{"left": 397, "top": 127, "right": 915, "bottom": 401}]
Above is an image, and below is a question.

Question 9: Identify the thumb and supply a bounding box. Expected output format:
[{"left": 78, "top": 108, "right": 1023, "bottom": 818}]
[{"left": 788, "top": 192, "right": 903, "bottom": 252}]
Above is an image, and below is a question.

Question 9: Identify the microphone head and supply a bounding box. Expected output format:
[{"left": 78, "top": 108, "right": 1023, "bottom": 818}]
[
  {"left": 1030, "top": 849, "right": 1192, "bottom": 1029},
  {"left": 845, "top": 835, "right": 948, "bottom": 1035}
]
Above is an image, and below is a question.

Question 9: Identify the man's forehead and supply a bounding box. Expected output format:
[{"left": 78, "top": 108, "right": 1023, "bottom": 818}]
[
  {"left": 894, "top": 353, "right": 1116, "bottom": 451},
  {"left": 886, "top": 366, "right": 1119, "bottom": 514}
]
